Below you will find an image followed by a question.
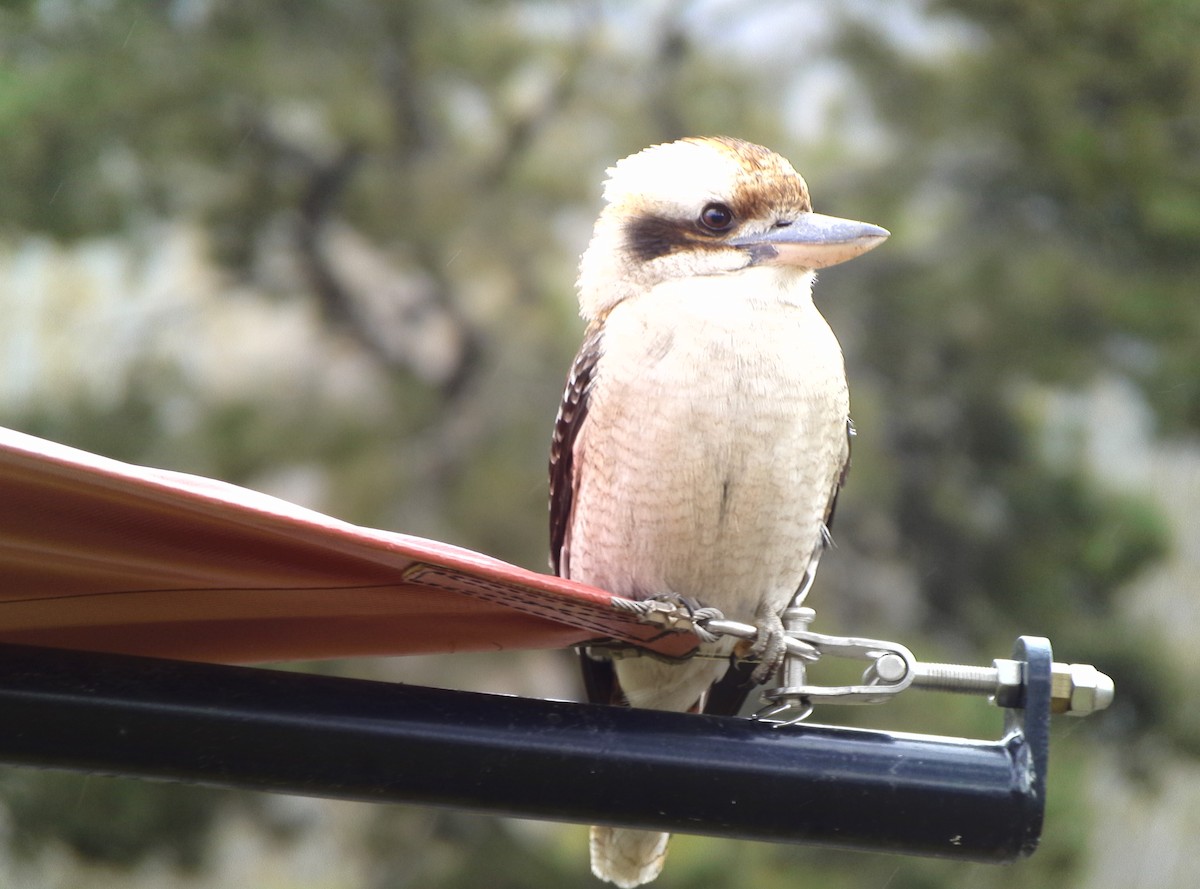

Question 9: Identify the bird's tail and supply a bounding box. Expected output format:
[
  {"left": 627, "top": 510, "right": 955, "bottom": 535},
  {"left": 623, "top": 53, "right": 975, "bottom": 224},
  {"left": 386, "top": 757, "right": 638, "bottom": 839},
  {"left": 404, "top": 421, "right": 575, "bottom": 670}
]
[{"left": 590, "top": 825, "right": 669, "bottom": 888}]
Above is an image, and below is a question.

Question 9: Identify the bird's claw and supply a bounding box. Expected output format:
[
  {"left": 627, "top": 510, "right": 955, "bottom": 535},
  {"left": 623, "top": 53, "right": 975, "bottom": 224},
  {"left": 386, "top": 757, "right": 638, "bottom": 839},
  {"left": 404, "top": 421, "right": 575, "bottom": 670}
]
[{"left": 747, "top": 608, "right": 788, "bottom": 684}]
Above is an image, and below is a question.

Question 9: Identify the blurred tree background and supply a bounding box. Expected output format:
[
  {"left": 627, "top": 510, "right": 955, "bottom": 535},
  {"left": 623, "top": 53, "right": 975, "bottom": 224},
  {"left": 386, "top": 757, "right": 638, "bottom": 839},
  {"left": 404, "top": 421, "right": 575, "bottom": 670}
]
[{"left": 1, "top": 1, "right": 1198, "bottom": 887}]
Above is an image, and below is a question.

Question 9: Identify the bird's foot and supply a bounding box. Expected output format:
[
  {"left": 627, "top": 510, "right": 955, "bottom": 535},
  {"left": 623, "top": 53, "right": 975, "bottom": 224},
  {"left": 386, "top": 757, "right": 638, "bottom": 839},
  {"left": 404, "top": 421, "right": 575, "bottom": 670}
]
[{"left": 746, "top": 607, "right": 788, "bottom": 685}]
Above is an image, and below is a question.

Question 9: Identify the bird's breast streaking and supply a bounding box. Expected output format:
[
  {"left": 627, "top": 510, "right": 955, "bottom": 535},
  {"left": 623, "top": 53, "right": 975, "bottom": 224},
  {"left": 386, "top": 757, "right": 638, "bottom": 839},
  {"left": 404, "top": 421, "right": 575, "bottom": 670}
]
[{"left": 565, "top": 269, "right": 848, "bottom": 627}]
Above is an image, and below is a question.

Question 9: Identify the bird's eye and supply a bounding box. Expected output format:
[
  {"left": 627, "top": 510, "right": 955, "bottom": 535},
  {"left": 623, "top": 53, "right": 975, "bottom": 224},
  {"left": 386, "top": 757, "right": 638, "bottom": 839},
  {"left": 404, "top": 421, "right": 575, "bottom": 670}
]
[{"left": 698, "top": 202, "right": 735, "bottom": 232}]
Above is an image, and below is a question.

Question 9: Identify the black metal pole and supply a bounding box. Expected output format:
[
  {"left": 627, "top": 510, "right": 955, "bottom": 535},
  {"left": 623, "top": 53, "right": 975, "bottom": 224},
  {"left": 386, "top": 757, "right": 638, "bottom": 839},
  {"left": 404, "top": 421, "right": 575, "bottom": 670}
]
[{"left": 0, "top": 638, "right": 1051, "bottom": 861}]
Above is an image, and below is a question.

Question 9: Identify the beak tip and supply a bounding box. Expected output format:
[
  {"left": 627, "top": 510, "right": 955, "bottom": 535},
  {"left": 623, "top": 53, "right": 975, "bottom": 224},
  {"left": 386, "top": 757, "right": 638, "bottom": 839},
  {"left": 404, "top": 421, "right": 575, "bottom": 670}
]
[
  {"left": 860, "top": 226, "right": 890, "bottom": 250},
  {"left": 847, "top": 223, "right": 889, "bottom": 245}
]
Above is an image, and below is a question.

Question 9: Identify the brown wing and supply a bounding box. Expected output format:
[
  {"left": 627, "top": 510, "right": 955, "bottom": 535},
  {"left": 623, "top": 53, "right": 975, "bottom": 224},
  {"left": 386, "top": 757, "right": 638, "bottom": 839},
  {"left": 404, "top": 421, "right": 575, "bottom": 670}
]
[
  {"left": 548, "top": 325, "right": 618, "bottom": 704},
  {"left": 549, "top": 323, "right": 603, "bottom": 578},
  {"left": 822, "top": 417, "right": 854, "bottom": 540}
]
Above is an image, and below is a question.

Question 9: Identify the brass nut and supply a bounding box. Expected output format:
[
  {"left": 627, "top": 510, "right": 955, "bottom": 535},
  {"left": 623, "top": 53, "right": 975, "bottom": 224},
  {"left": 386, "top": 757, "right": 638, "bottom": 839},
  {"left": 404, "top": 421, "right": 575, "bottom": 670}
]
[{"left": 1051, "top": 662, "right": 1115, "bottom": 716}]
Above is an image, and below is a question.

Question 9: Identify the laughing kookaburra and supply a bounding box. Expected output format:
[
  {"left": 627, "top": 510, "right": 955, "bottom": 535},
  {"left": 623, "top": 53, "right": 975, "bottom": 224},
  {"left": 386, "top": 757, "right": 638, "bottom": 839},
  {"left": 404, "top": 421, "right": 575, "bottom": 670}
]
[{"left": 549, "top": 136, "right": 888, "bottom": 888}]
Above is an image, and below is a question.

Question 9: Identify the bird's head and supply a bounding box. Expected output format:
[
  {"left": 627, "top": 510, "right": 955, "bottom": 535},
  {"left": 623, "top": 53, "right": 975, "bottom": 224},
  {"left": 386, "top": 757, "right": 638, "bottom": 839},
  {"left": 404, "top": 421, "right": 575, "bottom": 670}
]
[{"left": 577, "top": 136, "right": 888, "bottom": 320}]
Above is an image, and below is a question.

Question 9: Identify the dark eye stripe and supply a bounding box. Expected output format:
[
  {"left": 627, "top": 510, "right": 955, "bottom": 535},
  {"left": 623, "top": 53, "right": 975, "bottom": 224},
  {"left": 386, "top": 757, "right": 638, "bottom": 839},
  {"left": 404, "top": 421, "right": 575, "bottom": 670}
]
[{"left": 625, "top": 214, "right": 695, "bottom": 261}]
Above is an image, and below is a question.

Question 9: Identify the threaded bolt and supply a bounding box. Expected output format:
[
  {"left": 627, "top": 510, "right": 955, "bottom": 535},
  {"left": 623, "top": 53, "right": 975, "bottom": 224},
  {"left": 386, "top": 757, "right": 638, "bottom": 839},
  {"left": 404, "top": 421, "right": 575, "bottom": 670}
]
[{"left": 906, "top": 658, "right": 1113, "bottom": 714}]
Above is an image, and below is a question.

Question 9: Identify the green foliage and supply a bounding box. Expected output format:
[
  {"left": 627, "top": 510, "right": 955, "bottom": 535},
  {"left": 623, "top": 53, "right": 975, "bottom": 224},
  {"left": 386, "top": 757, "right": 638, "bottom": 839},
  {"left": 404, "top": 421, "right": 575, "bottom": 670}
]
[
  {"left": 0, "top": 770, "right": 227, "bottom": 870},
  {"left": 822, "top": 0, "right": 1191, "bottom": 760},
  {"left": 837, "top": 0, "right": 1200, "bottom": 428}
]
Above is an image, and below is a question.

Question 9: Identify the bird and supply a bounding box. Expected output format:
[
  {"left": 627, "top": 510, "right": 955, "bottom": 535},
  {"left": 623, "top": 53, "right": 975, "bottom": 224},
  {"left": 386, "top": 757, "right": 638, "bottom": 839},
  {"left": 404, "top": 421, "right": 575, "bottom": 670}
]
[{"left": 548, "top": 136, "right": 888, "bottom": 888}]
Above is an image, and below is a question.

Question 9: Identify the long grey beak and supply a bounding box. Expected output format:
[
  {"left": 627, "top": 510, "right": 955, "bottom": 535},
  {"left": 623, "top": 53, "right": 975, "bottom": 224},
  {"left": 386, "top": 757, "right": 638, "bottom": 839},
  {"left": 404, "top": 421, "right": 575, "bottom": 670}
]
[{"left": 731, "top": 212, "right": 889, "bottom": 270}]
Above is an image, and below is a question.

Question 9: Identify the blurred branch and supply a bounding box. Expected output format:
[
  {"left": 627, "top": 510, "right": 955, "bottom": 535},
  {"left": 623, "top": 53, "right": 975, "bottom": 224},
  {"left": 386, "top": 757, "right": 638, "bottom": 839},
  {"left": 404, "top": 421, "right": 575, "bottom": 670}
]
[
  {"left": 296, "top": 145, "right": 367, "bottom": 331},
  {"left": 296, "top": 147, "right": 484, "bottom": 400},
  {"left": 236, "top": 115, "right": 485, "bottom": 401},
  {"left": 648, "top": 0, "right": 692, "bottom": 141},
  {"left": 378, "top": 41, "right": 438, "bottom": 155},
  {"left": 479, "top": 52, "right": 585, "bottom": 187}
]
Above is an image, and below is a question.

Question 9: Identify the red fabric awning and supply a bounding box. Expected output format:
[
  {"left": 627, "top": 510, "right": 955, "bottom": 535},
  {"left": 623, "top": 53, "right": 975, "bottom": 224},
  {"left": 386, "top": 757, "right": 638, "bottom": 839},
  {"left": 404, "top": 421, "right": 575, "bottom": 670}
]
[{"left": 0, "top": 427, "right": 695, "bottom": 664}]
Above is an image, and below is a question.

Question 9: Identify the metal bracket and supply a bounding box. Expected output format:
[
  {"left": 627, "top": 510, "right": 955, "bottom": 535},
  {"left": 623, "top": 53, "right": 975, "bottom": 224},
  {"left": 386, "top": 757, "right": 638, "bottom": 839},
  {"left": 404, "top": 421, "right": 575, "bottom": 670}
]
[{"left": 609, "top": 597, "right": 1115, "bottom": 726}]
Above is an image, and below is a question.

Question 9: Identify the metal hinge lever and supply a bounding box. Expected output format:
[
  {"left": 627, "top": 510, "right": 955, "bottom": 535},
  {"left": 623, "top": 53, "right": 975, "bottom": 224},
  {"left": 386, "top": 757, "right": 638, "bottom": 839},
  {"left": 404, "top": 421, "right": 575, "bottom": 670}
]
[{"left": 696, "top": 606, "right": 1115, "bottom": 725}]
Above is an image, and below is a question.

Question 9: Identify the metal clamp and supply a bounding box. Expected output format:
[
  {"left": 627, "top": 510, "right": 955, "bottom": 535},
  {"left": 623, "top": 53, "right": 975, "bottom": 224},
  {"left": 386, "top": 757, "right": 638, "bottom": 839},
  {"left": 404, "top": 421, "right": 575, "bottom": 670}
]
[
  {"left": 701, "top": 607, "right": 1114, "bottom": 726},
  {"left": 609, "top": 595, "right": 1115, "bottom": 726}
]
